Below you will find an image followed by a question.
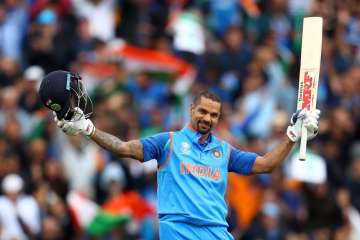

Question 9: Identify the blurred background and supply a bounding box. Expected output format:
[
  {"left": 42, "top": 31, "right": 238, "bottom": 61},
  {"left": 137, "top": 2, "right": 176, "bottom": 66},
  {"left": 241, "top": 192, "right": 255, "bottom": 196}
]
[{"left": 0, "top": 0, "right": 359, "bottom": 239}]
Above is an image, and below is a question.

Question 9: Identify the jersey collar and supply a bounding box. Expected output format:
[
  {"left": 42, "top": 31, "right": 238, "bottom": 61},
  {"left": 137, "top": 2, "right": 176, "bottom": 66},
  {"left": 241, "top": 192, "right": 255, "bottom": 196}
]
[{"left": 181, "top": 124, "right": 222, "bottom": 150}]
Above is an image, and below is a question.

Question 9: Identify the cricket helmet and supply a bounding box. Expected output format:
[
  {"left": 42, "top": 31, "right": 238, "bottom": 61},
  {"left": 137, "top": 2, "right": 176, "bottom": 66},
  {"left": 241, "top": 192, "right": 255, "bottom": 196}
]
[{"left": 38, "top": 70, "right": 93, "bottom": 120}]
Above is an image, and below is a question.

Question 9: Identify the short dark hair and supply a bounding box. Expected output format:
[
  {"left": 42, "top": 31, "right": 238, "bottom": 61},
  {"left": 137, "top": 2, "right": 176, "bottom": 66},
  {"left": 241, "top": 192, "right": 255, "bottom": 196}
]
[{"left": 192, "top": 91, "right": 221, "bottom": 106}]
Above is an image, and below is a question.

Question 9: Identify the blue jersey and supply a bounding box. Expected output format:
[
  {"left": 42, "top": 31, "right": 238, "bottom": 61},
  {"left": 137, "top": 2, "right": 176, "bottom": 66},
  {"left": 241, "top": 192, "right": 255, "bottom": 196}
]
[{"left": 140, "top": 125, "right": 257, "bottom": 227}]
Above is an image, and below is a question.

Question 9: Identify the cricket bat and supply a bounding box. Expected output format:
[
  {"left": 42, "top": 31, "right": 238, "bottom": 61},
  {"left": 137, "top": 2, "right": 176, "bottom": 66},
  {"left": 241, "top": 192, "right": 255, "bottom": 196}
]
[{"left": 297, "top": 17, "right": 323, "bottom": 161}]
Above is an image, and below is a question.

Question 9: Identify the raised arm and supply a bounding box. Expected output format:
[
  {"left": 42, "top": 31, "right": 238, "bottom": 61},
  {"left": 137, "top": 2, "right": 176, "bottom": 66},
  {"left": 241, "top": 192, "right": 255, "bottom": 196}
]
[
  {"left": 54, "top": 107, "right": 144, "bottom": 162},
  {"left": 90, "top": 128, "right": 144, "bottom": 161},
  {"left": 251, "top": 137, "right": 294, "bottom": 173},
  {"left": 251, "top": 109, "right": 320, "bottom": 174}
]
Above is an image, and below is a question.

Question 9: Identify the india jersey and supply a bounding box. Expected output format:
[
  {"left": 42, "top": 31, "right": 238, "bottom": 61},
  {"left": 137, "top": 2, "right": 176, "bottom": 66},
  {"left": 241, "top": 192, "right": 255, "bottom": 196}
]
[{"left": 140, "top": 125, "right": 257, "bottom": 227}]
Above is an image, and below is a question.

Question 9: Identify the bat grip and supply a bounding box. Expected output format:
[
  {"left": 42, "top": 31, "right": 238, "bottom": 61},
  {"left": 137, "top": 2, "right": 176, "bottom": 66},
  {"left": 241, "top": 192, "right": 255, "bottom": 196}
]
[{"left": 299, "top": 123, "right": 307, "bottom": 161}]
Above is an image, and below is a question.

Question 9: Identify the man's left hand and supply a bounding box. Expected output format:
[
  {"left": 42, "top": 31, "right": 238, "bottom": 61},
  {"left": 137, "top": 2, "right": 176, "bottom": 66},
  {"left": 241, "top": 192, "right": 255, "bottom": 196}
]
[{"left": 286, "top": 109, "right": 320, "bottom": 142}]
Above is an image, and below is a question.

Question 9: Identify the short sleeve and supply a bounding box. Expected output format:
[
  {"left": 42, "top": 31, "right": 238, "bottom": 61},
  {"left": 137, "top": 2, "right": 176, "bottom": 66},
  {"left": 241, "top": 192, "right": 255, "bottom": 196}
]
[
  {"left": 228, "top": 145, "right": 257, "bottom": 175},
  {"left": 140, "top": 132, "right": 170, "bottom": 162}
]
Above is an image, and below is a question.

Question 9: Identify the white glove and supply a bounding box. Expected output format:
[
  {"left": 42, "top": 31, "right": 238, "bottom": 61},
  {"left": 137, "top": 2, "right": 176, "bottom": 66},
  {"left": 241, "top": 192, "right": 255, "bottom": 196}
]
[
  {"left": 286, "top": 109, "right": 320, "bottom": 142},
  {"left": 53, "top": 107, "right": 95, "bottom": 137}
]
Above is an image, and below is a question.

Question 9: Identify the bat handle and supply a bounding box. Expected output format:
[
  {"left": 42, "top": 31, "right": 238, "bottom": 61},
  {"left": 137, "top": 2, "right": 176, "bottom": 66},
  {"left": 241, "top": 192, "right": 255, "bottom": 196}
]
[{"left": 299, "top": 123, "right": 307, "bottom": 161}]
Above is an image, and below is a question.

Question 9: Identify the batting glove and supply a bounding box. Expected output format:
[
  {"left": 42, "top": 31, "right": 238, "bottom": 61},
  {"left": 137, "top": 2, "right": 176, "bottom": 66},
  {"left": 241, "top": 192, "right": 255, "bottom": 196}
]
[
  {"left": 286, "top": 109, "right": 320, "bottom": 142},
  {"left": 53, "top": 107, "right": 95, "bottom": 137}
]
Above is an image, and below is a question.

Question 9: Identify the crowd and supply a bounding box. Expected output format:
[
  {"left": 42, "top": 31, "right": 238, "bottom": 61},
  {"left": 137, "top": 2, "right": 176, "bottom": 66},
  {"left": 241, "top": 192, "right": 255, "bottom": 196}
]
[{"left": 0, "top": 0, "right": 359, "bottom": 239}]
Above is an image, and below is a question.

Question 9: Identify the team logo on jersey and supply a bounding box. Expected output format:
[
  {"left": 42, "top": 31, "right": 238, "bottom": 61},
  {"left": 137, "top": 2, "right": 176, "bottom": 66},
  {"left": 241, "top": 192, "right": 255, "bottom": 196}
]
[
  {"left": 212, "top": 149, "right": 221, "bottom": 158},
  {"left": 181, "top": 141, "right": 190, "bottom": 154}
]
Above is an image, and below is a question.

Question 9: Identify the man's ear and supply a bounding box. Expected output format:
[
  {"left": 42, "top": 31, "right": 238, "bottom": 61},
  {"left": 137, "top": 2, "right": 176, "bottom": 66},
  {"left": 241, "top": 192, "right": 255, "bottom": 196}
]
[{"left": 189, "top": 104, "right": 194, "bottom": 115}]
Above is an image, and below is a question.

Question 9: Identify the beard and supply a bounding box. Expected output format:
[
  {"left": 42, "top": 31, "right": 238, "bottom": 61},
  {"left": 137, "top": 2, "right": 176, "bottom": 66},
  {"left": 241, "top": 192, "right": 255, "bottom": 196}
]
[{"left": 196, "top": 120, "right": 212, "bottom": 134}]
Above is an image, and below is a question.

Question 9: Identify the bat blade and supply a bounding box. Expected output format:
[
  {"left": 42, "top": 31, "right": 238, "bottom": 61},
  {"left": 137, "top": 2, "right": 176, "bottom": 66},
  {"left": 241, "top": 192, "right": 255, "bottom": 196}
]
[{"left": 297, "top": 17, "right": 323, "bottom": 161}]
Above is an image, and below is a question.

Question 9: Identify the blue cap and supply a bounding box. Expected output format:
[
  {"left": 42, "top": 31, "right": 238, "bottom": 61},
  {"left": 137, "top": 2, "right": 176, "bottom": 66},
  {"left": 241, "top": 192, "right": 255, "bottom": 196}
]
[
  {"left": 38, "top": 70, "right": 72, "bottom": 120},
  {"left": 37, "top": 9, "right": 57, "bottom": 25}
]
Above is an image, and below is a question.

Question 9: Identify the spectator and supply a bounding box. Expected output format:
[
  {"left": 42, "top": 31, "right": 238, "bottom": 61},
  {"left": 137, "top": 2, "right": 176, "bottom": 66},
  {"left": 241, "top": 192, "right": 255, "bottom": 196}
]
[
  {"left": 244, "top": 190, "right": 287, "bottom": 240},
  {"left": 0, "top": 87, "right": 37, "bottom": 137},
  {"left": 71, "top": 0, "right": 116, "bottom": 41},
  {"left": 100, "top": 161, "right": 126, "bottom": 200},
  {"left": 336, "top": 187, "right": 360, "bottom": 240},
  {"left": 19, "top": 65, "right": 45, "bottom": 114},
  {"left": 0, "top": 174, "right": 40, "bottom": 239},
  {"left": 41, "top": 215, "right": 64, "bottom": 240},
  {"left": 303, "top": 182, "right": 344, "bottom": 239},
  {"left": 0, "top": 57, "right": 19, "bottom": 87},
  {"left": 56, "top": 134, "right": 104, "bottom": 198},
  {"left": 219, "top": 26, "right": 253, "bottom": 79},
  {"left": 348, "top": 142, "right": 360, "bottom": 212},
  {"left": 125, "top": 71, "right": 169, "bottom": 128},
  {"left": 0, "top": 1, "right": 28, "bottom": 62}
]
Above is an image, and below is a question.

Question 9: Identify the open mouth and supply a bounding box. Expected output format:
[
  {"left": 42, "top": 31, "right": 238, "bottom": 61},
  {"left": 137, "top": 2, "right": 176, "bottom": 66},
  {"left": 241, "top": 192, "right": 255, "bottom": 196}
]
[{"left": 199, "top": 121, "right": 210, "bottom": 129}]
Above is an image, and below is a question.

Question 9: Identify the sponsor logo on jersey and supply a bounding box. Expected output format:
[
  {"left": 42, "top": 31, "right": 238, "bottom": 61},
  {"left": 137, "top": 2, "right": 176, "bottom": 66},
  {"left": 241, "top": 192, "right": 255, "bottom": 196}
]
[{"left": 181, "top": 141, "right": 191, "bottom": 154}]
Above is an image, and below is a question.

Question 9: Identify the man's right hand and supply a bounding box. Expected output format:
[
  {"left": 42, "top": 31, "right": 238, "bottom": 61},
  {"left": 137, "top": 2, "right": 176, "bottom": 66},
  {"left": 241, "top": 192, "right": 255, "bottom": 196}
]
[{"left": 54, "top": 107, "right": 95, "bottom": 137}]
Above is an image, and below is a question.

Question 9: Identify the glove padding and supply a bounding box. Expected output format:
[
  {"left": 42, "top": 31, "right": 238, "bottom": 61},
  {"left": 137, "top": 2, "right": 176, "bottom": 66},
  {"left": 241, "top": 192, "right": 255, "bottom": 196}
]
[
  {"left": 286, "top": 109, "right": 320, "bottom": 142},
  {"left": 53, "top": 107, "right": 95, "bottom": 136}
]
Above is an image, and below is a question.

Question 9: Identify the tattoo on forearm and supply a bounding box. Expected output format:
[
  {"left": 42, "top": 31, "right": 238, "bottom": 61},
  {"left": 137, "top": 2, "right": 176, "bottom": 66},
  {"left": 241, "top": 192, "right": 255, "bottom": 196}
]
[
  {"left": 127, "top": 140, "right": 144, "bottom": 160},
  {"left": 93, "top": 129, "right": 124, "bottom": 153},
  {"left": 90, "top": 128, "right": 143, "bottom": 161}
]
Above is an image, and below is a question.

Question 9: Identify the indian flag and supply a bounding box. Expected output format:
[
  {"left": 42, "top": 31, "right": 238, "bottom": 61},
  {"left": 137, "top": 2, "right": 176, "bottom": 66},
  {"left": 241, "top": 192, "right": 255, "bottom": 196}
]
[
  {"left": 81, "top": 40, "right": 195, "bottom": 95},
  {"left": 67, "top": 191, "right": 155, "bottom": 237}
]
